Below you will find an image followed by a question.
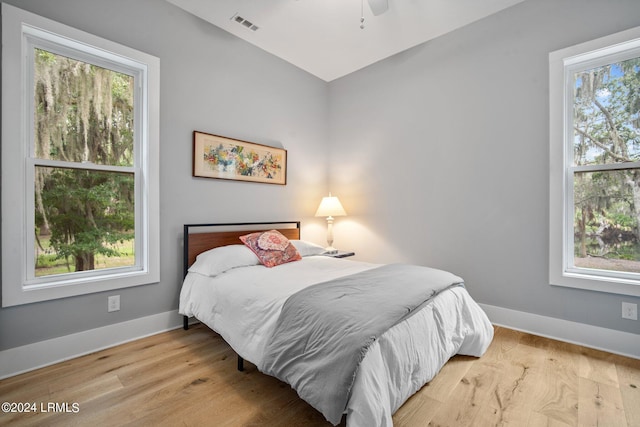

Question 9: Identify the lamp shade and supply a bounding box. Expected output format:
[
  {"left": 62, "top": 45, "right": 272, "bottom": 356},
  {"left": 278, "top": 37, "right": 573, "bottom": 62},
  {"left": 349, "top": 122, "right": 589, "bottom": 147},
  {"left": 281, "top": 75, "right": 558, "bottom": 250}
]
[{"left": 315, "top": 194, "right": 346, "bottom": 217}]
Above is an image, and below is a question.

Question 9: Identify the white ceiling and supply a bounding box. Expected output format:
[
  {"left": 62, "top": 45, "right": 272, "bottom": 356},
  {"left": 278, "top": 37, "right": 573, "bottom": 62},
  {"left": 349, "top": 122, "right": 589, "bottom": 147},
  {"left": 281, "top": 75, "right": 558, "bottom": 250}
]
[{"left": 167, "top": 0, "right": 524, "bottom": 82}]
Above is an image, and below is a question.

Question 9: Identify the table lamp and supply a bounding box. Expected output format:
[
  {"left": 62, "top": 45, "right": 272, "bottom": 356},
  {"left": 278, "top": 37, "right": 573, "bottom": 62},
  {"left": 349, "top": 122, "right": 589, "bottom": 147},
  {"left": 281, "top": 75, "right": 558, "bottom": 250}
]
[{"left": 315, "top": 193, "right": 346, "bottom": 253}]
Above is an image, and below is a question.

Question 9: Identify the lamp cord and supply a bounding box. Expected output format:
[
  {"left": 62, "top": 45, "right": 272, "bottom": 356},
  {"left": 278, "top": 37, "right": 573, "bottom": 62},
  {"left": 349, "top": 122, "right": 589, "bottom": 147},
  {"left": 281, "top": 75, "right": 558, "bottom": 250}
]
[{"left": 360, "top": 0, "right": 365, "bottom": 29}]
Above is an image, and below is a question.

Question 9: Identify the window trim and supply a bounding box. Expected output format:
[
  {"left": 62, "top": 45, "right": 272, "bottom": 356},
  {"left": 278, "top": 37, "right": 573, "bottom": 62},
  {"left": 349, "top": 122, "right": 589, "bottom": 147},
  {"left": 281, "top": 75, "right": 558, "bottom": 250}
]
[
  {"left": 549, "top": 25, "right": 640, "bottom": 297},
  {"left": 25, "top": 32, "right": 143, "bottom": 287},
  {"left": 1, "top": 4, "right": 160, "bottom": 306}
]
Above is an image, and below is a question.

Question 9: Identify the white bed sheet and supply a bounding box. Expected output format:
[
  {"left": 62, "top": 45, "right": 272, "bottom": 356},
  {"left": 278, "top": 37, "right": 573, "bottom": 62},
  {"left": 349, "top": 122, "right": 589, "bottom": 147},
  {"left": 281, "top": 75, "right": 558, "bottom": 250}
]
[
  {"left": 180, "top": 256, "right": 376, "bottom": 363},
  {"left": 179, "top": 256, "right": 493, "bottom": 426}
]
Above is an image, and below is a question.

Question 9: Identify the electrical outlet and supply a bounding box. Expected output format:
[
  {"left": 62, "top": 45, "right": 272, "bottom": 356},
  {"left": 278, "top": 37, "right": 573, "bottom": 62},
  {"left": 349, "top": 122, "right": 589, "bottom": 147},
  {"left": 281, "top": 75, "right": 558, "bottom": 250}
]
[
  {"left": 622, "top": 302, "right": 637, "bottom": 320},
  {"left": 108, "top": 295, "right": 120, "bottom": 312}
]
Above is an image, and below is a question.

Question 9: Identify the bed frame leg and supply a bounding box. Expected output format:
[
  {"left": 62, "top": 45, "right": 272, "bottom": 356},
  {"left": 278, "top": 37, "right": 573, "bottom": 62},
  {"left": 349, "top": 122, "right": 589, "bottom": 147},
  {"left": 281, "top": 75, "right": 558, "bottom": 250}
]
[
  {"left": 237, "top": 356, "right": 244, "bottom": 371},
  {"left": 183, "top": 315, "right": 189, "bottom": 330}
]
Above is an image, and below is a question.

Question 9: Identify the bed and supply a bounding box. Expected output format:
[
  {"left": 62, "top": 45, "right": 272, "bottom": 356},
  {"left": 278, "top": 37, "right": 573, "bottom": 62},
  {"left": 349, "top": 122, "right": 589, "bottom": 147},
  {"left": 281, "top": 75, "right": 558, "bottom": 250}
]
[{"left": 179, "top": 221, "right": 494, "bottom": 426}]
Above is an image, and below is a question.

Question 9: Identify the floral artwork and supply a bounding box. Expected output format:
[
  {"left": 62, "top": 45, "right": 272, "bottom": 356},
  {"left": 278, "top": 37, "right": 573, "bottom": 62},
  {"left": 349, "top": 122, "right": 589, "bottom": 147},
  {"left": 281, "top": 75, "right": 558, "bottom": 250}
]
[
  {"left": 204, "top": 144, "right": 281, "bottom": 179},
  {"left": 193, "top": 131, "right": 287, "bottom": 184}
]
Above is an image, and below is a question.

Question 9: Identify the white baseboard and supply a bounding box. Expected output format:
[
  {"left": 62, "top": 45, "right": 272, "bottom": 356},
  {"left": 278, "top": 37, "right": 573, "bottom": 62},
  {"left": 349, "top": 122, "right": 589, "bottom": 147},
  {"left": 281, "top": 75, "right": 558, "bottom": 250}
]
[
  {"left": 0, "top": 310, "right": 186, "bottom": 380},
  {"left": 1, "top": 306, "right": 637, "bottom": 380},
  {"left": 479, "top": 303, "right": 640, "bottom": 360}
]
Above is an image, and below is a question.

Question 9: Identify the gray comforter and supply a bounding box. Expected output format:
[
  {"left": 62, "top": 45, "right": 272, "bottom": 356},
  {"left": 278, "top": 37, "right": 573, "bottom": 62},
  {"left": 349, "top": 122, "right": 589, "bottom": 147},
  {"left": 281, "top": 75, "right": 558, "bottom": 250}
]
[{"left": 260, "top": 263, "right": 463, "bottom": 425}]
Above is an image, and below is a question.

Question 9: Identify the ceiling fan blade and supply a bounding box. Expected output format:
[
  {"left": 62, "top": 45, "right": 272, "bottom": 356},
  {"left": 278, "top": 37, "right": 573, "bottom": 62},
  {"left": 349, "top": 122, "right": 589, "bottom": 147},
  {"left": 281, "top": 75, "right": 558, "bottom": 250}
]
[{"left": 367, "top": 0, "right": 388, "bottom": 16}]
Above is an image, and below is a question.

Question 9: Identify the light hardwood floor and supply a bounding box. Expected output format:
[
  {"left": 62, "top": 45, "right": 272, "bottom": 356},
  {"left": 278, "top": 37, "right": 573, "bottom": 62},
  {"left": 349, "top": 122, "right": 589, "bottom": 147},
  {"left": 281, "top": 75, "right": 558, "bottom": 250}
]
[{"left": 1, "top": 324, "right": 638, "bottom": 426}]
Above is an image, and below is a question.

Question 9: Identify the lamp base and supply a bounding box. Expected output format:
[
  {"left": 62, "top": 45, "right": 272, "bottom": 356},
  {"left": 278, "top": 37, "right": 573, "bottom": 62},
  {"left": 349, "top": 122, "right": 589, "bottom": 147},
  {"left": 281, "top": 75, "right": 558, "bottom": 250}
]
[{"left": 324, "top": 246, "right": 338, "bottom": 254}]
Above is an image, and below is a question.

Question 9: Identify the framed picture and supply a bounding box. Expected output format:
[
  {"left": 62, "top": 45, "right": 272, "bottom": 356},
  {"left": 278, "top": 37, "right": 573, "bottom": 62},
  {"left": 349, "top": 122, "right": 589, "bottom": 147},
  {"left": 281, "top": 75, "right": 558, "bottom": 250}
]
[{"left": 193, "top": 131, "right": 287, "bottom": 185}]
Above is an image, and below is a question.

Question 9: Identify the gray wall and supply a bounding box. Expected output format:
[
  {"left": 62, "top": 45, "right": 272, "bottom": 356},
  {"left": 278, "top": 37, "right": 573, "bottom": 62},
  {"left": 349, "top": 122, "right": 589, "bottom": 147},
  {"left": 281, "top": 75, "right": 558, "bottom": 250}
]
[
  {"left": 0, "top": 0, "right": 329, "bottom": 350},
  {"left": 329, "top": 0, "right": 640, "bottom": 335}
]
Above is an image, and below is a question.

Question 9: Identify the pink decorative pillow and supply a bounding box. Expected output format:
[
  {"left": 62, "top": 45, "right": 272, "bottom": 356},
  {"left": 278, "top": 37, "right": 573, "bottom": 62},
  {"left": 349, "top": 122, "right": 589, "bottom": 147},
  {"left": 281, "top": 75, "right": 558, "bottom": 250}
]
[{"left": 239, "top": 230, "right": 302, "bottom": 268}]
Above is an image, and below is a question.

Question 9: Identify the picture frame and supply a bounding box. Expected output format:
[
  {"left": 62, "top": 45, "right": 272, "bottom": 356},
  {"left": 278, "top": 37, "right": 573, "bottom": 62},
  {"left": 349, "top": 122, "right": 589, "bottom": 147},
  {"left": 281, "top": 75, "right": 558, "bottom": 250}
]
[{"left": 193, "top": 131, "right": 287, "bottom": 185}]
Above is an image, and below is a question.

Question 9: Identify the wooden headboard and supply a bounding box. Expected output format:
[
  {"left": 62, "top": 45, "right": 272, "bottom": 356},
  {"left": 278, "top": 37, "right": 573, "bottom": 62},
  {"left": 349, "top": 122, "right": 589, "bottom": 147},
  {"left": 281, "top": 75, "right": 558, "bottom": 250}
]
[{"left": 183, "top": 221, "right": 301, "bottom": 277}]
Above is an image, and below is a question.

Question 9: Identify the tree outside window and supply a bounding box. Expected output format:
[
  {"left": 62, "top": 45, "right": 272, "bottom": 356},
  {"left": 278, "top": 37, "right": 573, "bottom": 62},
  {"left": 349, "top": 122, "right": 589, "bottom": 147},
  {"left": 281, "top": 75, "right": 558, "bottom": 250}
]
[
  {"left": 33, "top": 49, "right": 137, "bottom": 277},
  {"left": 570, "top": 58, "right": 640, "bottom": 274}
]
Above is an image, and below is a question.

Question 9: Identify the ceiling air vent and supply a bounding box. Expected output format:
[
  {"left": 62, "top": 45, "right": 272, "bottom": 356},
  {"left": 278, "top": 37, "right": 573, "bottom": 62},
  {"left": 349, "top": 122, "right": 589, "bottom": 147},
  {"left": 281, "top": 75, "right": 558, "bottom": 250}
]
[{"left": 231, "top": 13, "right": 259, "bottom": 31}]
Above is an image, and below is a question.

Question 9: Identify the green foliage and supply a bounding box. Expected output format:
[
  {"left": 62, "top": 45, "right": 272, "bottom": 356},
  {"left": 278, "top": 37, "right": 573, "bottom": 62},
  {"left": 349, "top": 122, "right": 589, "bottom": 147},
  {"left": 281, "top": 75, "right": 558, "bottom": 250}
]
[
  {"left": 608, "top": 212, "right": 636, "bottom": 230},
  {"left": 33, "top": 48, "right": 136, "bottom": 274},
  {"left": 39, "top": 168, "right": 134, "bottom": 270},
  {"left": 573, "top": 57, "right": 640, "bottom": 263},
  {"left": 35, "top": 235, "right": 135, "bottom": 276}
]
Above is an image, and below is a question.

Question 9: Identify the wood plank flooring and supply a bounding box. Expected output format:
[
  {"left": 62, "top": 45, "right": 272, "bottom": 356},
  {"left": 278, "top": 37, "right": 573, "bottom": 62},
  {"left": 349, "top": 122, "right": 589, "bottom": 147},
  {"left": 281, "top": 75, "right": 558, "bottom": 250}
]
[{"left": 1, "top": 324, "right": 638, "bottom": 426}]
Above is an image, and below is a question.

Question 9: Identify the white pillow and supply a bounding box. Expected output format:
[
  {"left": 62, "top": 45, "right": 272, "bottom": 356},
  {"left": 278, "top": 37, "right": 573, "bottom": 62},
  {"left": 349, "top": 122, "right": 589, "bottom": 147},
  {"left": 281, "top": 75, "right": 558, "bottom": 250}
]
[
  {"left": 290, "top": 240, "right": 326, "bottom": 257},
  {"left": 188, "top": 244, "right": 260, "bottom": 277}
]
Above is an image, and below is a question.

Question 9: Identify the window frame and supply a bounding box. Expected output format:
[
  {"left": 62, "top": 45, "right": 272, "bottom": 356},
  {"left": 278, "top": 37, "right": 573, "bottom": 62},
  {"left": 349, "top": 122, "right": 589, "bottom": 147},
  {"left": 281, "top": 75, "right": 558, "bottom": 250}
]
[
  {"left": 1, "top": 4, "right": 160, "bottom": 306},
  {"left": 549, "top": 25, "right": 640, "bottom": 297}
]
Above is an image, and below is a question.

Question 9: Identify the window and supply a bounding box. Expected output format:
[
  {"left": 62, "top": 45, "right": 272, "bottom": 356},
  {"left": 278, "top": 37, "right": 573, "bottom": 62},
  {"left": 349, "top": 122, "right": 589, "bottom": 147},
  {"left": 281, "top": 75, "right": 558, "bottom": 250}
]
[
  {"left": 550, "top": 26, "right": 640, "bottom": 297},
  {"left": 2, "top": 4, "right": 159, "bottom": 306}
]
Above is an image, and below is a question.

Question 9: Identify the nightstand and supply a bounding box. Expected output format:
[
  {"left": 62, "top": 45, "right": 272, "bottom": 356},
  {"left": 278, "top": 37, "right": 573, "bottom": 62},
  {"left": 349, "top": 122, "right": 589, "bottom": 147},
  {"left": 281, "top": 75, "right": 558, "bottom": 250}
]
[{"left": 322, "top": 250, "right": 355, "bottom": 258}]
